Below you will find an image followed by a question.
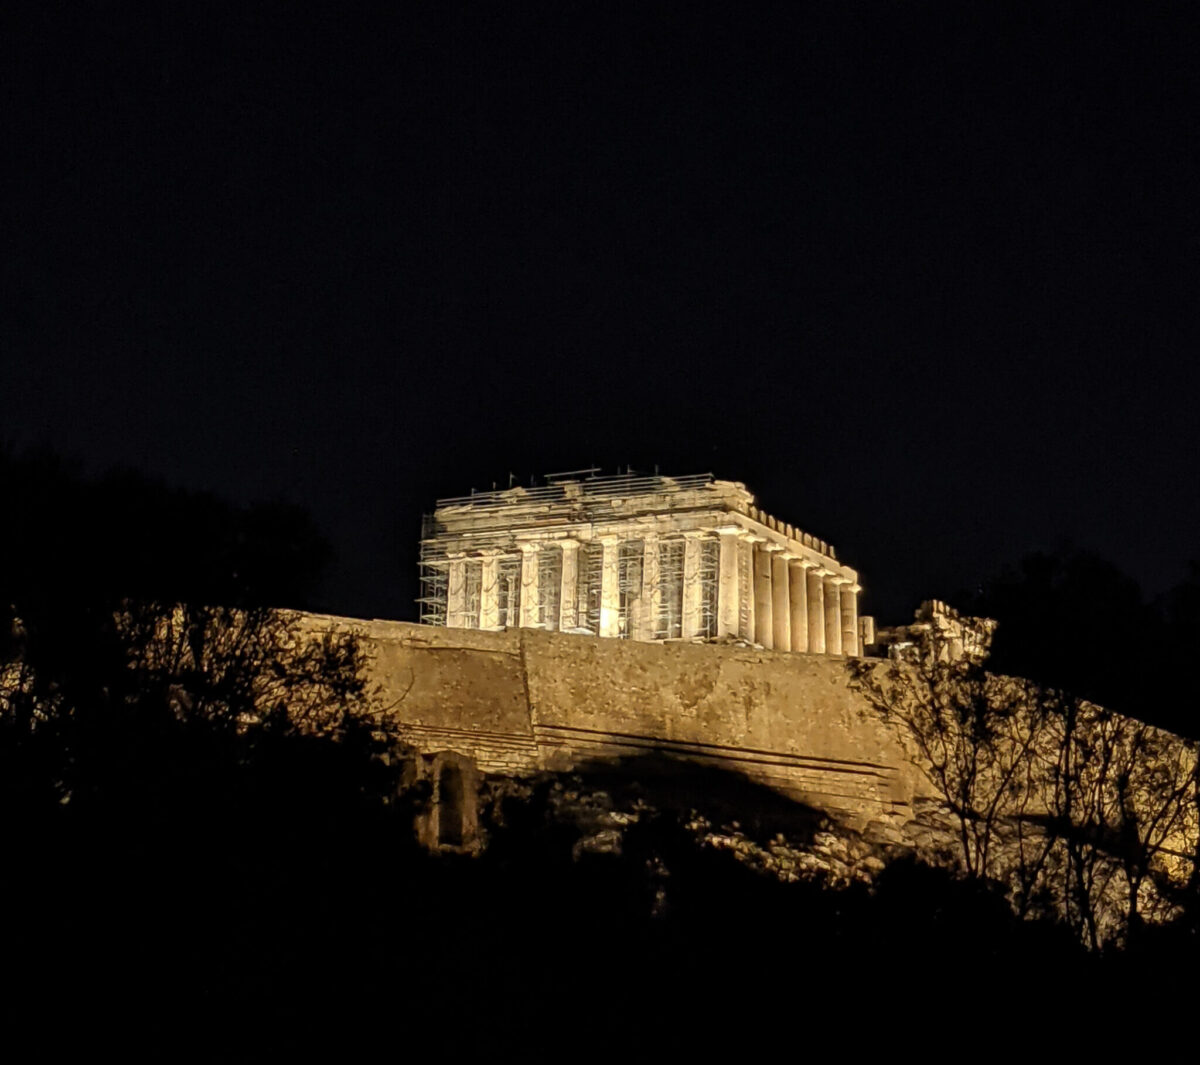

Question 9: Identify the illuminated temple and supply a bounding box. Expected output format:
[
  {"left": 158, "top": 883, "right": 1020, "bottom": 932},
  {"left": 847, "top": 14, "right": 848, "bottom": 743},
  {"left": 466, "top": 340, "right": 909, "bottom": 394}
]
[{"left": 418, "top": 472, "right": 873, "bottom": 655}]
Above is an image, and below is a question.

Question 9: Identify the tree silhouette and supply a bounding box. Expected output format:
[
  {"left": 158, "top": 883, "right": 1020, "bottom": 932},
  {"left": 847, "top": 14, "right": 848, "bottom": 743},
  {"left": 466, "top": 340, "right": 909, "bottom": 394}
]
[
  {"left": 851, "top": 626, "right": 1200, "bottom": 948},
  {"left": 0, "top": 445, "right": 385, "bottom": 814},
  {"left": 963, "top": 545, "right": 1200, "bottom": 737},
  {"left": 0, "top": 448, "right": 415, "bottom": 1044},
  {"left": 851, "top": 642, "right": 1053, "bottom": 880}
]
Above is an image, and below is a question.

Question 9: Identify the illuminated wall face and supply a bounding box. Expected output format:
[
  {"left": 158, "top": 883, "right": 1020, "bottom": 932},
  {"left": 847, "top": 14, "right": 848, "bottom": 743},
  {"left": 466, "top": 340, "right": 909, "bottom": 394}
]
[{"left": 419, "top": 473, "right": 867, "bottom": 655}]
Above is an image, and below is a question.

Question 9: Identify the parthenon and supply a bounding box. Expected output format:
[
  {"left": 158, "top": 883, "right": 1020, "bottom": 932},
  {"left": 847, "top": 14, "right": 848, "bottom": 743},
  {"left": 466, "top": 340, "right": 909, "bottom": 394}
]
[{"left": 418, "top": 472, "right": 872, "bottom": 655}]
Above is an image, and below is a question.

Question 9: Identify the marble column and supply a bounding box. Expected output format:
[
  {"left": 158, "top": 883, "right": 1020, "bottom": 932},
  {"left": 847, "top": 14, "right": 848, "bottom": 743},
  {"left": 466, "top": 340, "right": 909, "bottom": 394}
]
[
  {"left": 739, "top": 535, "right": 757, "bottom": 643},
  {"left": 518, "top": 543, "right": 540, "bottom": 628},
  {"left": 446, "top": 557, "right": 467, "bottom": 628},
  {"left": 806, "top": 567, "right": 826, "bottom": 654},
  {"left": 788, "top": 558, "right": 810, "bottom": 653},
  {"left": 840, "top": 582, "right": 860, "bottom": 657},
  {"left": 681, "top": 533, "right": 704, "bottom": 638},
  {"left": 480, "top": 552, "right": 501, "bottom": 630},
  {"left": 716, "top": 527, "right": 741, "bottom": 638},
  {"left": 771, "top": 550, "right": 791, "bottom": 651},
  {"left": 638, "top": 533, "right": 660, "bottom": 641},
  {"left": 753, "top": 541, "right": 773, "bottom": 649},
  {"left": 558, "top": 540, "right": 580, "bottom": 632},
  {"left": 824, "top": 575, "right": 844, "bottom": 655},
  {"left": 598, "top": 536, "right": 621, "bottom": 638}
]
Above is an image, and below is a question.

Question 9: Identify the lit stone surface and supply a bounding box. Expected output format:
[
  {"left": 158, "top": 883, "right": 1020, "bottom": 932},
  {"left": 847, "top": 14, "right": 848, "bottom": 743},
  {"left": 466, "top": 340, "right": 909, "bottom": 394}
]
[
  {"left": 418, "top": 472, "right": 868, "bottom": 656},
  {"left": 294, "top": 612, "right": 1198, "bottom": 923},
  {"left": 806, "top": 567, "right": 826, "bottom": 655},
  {"left": 772, "top": 552, "right": 791, "bottom": 653},
  {"left": 301, "top": 615, "right": 927, "bottom": 833}
]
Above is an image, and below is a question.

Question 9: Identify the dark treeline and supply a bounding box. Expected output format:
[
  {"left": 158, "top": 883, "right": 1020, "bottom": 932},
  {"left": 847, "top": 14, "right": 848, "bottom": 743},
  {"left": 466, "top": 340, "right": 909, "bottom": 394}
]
[
  {"left": 1, "top": 449, "right": 1195, "bottom": 1049},
  {"left": 0, "top": 444, "right": 331, "bottom": 613},
  {"left": 963, "top": 548, "right": 1200, "bottom": 737}
]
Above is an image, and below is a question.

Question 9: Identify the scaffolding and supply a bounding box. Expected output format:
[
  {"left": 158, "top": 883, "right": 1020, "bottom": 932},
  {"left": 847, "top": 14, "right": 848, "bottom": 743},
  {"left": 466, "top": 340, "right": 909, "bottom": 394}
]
[
  {"left": 617, "top": 539, "right": 643, "bottom": 639},
  {"left": 737, "top": 540, "right": 753, "bottom": 640},
  {"left": 418, "top": 469, "right": 852, "bottom": 644},
  {"left": 417, "top": 541, "right": 448, "bottom": 626},
  {"left": 579, "top": 542, "right": 603, "bottom": 634},
  {"left": 422, "top": 532, "right": 725, "bottom": 639},
  {"left": 462, "top": 561, "right": 481, "bottom": 629},
  {"left": 656, "top": 539, "right": 685, "bottom": 639},
  {"left": 497, "top": 555, "right": 521, "bottom": 627},
  {"left": 538, "top": 546, "right": 562, "bottom": 631},
  {"left": 698, "top": 537, "right": 719, "bottom": 638},
  {"left": 432, "top": 472, "right": 716, "bottom": 512}
]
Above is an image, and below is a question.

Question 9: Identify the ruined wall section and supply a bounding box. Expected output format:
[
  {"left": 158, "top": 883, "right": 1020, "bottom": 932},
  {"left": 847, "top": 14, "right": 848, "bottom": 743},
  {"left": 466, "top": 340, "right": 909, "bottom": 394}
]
[
  {"left": 299, "top": 615, "right": 538, "bottom": 775},
  {"left": 519, "top": 629, "right": 923, "bottom": 833},
  {"left": 300, "top": 614, "right": 935, "bottom": 836}
]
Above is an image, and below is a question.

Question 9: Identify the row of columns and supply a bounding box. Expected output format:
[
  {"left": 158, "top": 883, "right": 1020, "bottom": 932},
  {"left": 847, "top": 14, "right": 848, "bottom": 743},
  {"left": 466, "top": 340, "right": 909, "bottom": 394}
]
[
  {"left": 446, "top": 530, "right": 860, "bottom": 656},
  {"left": 567, "top": 533, "right": 709, "bottom": 639},
  {"left": 714, "top": 527, "right": 860, "bottom": 655},
  {"left": 447, "top": 535, "right": 712, "bottom": 638}
]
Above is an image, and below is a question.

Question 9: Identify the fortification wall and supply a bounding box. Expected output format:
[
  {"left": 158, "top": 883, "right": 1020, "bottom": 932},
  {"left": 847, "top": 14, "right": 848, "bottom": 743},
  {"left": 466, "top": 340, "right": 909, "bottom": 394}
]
[
  {"left": 306, "top": 615, "right": 934, "bottom": 836},
  {"left": 295, "top": 613, "right": 1198, "bottom": 938}
]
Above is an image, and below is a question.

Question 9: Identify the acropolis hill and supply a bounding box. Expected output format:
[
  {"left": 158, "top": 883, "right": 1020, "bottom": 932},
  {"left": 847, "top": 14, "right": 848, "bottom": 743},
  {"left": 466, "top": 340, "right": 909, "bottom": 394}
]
[
  {"left": 298, "top": 471, "right": 1196, "bottom": 942},
  {"left": 302, "top": 473, "right": 1019, "bottom": 844}
]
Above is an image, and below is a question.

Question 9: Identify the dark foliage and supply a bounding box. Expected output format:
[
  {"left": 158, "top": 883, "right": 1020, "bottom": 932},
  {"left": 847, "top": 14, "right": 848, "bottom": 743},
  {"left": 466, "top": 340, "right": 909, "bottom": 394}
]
[
  {"left": 0, "top": 443, "right": 331, "bottom": 614},
  {"left": 965, "top": 546, "right": 1200, "bottom": 737}
]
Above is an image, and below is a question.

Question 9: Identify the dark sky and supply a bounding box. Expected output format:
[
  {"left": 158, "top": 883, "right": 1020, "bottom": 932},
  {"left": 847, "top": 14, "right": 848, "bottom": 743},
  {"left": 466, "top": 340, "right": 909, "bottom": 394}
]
[{"left": 4, "top": 2, "right": 1199, "bottom": 624}]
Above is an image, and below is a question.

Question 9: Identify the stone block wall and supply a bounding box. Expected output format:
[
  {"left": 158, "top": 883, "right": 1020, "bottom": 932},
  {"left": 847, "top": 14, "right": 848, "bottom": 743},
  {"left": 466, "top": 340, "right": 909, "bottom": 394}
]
[
  {"left": 300, "top": 614, "right": 936, "bottom": 838},
  {"left": 296, "top": 612, "right": 1198, "bottom": 941}
]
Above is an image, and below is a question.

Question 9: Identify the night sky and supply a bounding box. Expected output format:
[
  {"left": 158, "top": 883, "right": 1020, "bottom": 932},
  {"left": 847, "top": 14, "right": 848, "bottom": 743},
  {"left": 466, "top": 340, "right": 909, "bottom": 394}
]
[{"left": 4, "top": 3, "right": 1199, "bottom": 625}]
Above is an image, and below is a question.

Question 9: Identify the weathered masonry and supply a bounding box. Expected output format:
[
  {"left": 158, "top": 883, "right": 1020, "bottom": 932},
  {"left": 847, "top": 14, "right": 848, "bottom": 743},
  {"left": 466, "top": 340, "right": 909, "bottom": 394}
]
[
  {"left": 294, "top": 616, "right": 929, "bottom": 845},
  {"left": 418, "top": 473, "right": 872, "bottom": 655}
]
